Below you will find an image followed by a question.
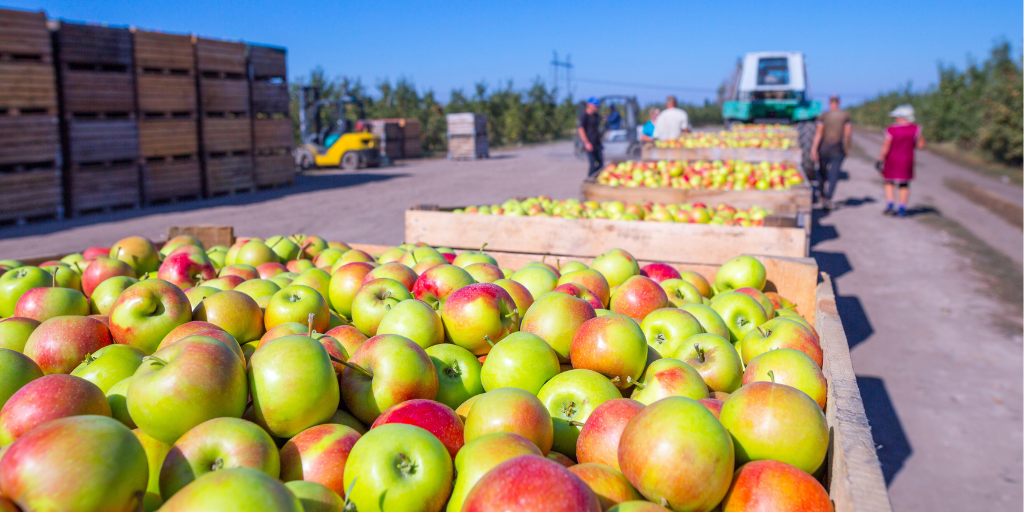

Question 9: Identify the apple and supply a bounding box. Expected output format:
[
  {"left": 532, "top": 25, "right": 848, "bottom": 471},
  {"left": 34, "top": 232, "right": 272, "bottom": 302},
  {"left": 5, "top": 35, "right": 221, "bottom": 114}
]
[
  {"left": 715, "top": 255, "right": 767, "bottom": 292},
  {"left": 537, "top": 369, "right": 622, "bottom": 458},
  {"left": 398, "top": 245, "right": 444, "bottom": 267},
  {"left": 234, "top": 278, "right": 281, "bottom": 301},
  {"left": 312, "top": 248, "right": 345, "bottom": 269},
  {"left": 0, "top": 317, "right": 39, "bottom": 352},
  {"left": 109, "top": 279, "right": 193, "bottom": 354},
  {"left": 193, "top": 290, "right": 265, "bottom": 343},
  {"left": 106, "top": 377, "right": 135, "bottom": 428},
  {"left": 351, "top": 278, "right": 413, "bottom": 336},
  {"left": 742, "top": 348, "right": 826, "bottom": 409},
  {"left": 448, "top": 432, "right": 543, "bottom": 512},
  {"left": 337, "top": 249, "right": 374, "bottom": 265},
  {"left": 462, "top": 455, "right": 601, "bottom": 512},
  {"left": 740, "top": 317, "right": 823, "bottom": 367},
  {"left": 547, "top": 451, "right": 575, "bottom": 467},
  {"left": 630, "top": 358, "right": 709, "bottom": 405},
  {"left": 0, "top": 374, "right": 110, "bottom": 445},
  {"left": 365, "top": 262, "right": 418, "bottom": 291},
  {"left": 158, "top": 467, "right": 303, "bottom": 511},
  {"left": 287, "top": 259, "right": 315, "bottom": 274},
  {"left": 521, "top": 291, "right": 596, "bottom": 362},
  {"left": 377, "top": 246, "right": 407, "bottom": 264},
  {"left": 201, "top": 274, "right": 245, "bottom": 290},
  {"left": 206, "top": 246, "right": 228, "bottom": 268},
  {"left": 440, "top": 283, "right": 519, "bottom": 355},
  {"left": 640, "top": 263, "right": 680, "bottom": 283},
  {"left": 609, "top": 276, "right": 668, "bottom": 320},
  {"left": 14, "top": 286, "right": 89, "bottom": 322},
  {"left": 328, "top": 262, "right": 375, "bottom": 317},
  {"left": 235, "top": 240, "right": 279, "bottom": 267},
  {"left": 0, "top": 349, "right": 42, "bottom": 411},
  {"left": 452, "top": 246, "right": 498, "bottom": 267},
  {"left": 286, "top": 481, "right": 345, "bottom": 512},
  {"left": 265, "top": 285, "right": 330, "bottom": 333},
  {"left": 710, "top": 292, "right": 768, "bottom": 342},
  {"left": 371, "top": 399, "right": 464, "bottom": 458},
  {"left": 161, "top": 235, "right": 203, "bottom": 255},
  {"left": 0, "top": 266, "right": 52, "bottom": 318},
  {"left": 42, "top": 263, "right": 83, "bottom": 292},
  {"left": 463, "top": 262, "right": 504, "bottom": 283},
  {"left": 159, "top": 320, "right": 224, "bottom": 348},
  {"left": 266, "top": 236, "right": 301, "bottom": 262},
  {"left": 327, "top": 408, "right": 367, "bottom": 434},
  {"left": 412, "top": 264, "right": 475, "bottom": 308},
  {"left": 575, "top": 397, "right": 644, "bottom": 471},
  {"left": 558, "top": 261, "right": 587, "bottom": 273},
  {"left": 678, "top": 271, "right": 713, "bottom": 298},
  {"left": 481, "top": 331, "right": 559, "bottom": 394},
  {"left": 158, "top": 252, "right": 217, "bottom": 290},
  {"left": 554, "top": 282, "right": 603, "bottom": 310},
  {"left": 510, "top": 265, "right": 559, "bottom": 300},
  {"left": 128, "top": 336, "right": 248, "bottom": 444},
  {"left": 493, "top": 278, "right": 535, "bottom": 319},
  {"left": 23, "top": 315, "right": 112, "bottom": 375},
  {"left": 557, "top": 269, "right": 611, "bottom": 308},
  {"left": 325, "top": 324, "right": 369, "bottom": 356},
  {"left": 250, "top": 335, "right": 339, "bottom": 438},
  {"left": 464, "top": 387, "right": 554, "bottom": 454},
  {"left": 110, "top": 236, "right": 160, "bottom": 274},
  {"left": 570, "top": 315, "right": 646, "bottom": 389},
  {"left": 569, "top": 463, "right": 644, "bottom": 509},
  {"left": 70, "top": 344, "right": 145, "bottom": 393},
  {"left": 90, "top": 275, "right": 139, "bottom": 315},
  {"left": 618, "top": 397, "right": 734, "bottom": 511},
  {"left": 674, "top": 333, "right": 743, "bottom": 393},
  {"left": 280, "top": 423, "right": 361, "bottom": 496},
  {"left": 733, "top": 286, "right": 775, "bottom": 318},
  {"left": 425, "top": 343, "right": 484, "bottom": 410},
  {"left": 638, "top": 308, "right": 703, "bottom": 359},
  {"left": 659, "top": 278, "right": 702, "bottom": 308},
  {"left": 720, "top": 460, "right": 832, "bottom": 511},
  {"left": 256, "top": 262, "right": 288, "bottom": 279},
  {"left": 524, "top": 259, "right": 560, "bottom": 277},
  {"left": 590, "top": 249, "right": 640, "bottom": 288},
  {"left": 81, "top": 258, "right": 136, "bottom": 297},
  {"left": 133, "top": 428, "right": 172, "bottom": 511},
  {"left": 775, "top": 309, "right": 820, "bottom": 339},
  {"left": 291, "top": 268, "right": 332, "bottom": 301},
  {"left": 679, "top": 303, "right": 730, "bottom": 339},
  {"left": 377, "top": 299, "right": 444, "bottom": 349},
  {"left": 719, "top": 381, "right": 829, "bottom": 474},
  {"left": 340, "top": 334, "right": 438, "bottom": 424},
  {"left": 83, "top": 246, "right": 110, "bottom": 260},
  {"left": 0, "top": 415, "right": 147, "bottom": 511},
  {"left": 184, "top": 285, "right": 218, "bottom": 309},
  {"left": 218, "top": 263, "right": 259, "bottom": 281}
]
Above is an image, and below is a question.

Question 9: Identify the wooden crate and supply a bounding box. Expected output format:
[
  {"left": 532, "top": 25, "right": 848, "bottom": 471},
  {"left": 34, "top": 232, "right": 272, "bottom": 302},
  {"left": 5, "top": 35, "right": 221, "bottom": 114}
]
[
  {"left": 137, "top": 75, "right": 196, "bottom": 114},
  {"left": 143, "top": 156, "right": 201, "bottom": 203},
  {"left": 199, "top": 78, "right": 250, "bottom": 114},
  {"left": 133, "top": 30, "right": 196, "bottom": 116},
  {"left": 0, "top": 115, "right": 60, "bottom": 167},
  {"left": 446, "top": 112, "right": 486, "bottom": 136},
  {"left": 0, "top": 167, "right": 62, "bottom": 223},
  {"left": 251, "top": 81, "right": 288, "bottom": 114},
  {"left": 0, "top": 62, "right": 58, "bottom": 114},
  {"left": 253, "top": 118, "right": 292, "bottom": 150},
  {"left": 201, "top": 117, "right": 251, "bottom": 153},
  {"left": 204, "top": 154, "right": 254, "bottom": 195},
  {"left": 0, "top": 9, "right": 52, "bottom": 62},
  {"left": 581, "top": 176, "right": 813, "bottom": 215},
  {"left": 132, "top": 30, "right": 193, "bottom": 72},
  {"left": 254, "top": 152, "right": 294, "bottom": 188},
  {"left": 248, "top": 45, "right": 286, "bottom": 80},
  {"left": 195, "top": 38, "right": 247, "bottom": 75},
  {"left": 66, "top": 119, "right": 139, "bottom": 164},
  {"left": 405, "top": 207, "right": 809, "bottom": 264},
  {"left": 65, "top": 162, "right": 140, "bottom": 214},
  {"left": 642, "top": 144, "right": 802, "bottom": 164},
  {"left": 403, "top": 137, "right": 423, "bottom": 158},
  {"left": 447, "top": 134, "right": 488, "bottom": 160},
  {"left": 60, "top": 69, "right": 135, "bottom": 115},
  {"left": 139, "top": 119, "right": 198, "bottom": 157},
  {"left": 53, "top": 23, "right": 132, "bottom": 67},
  {"left": 166, "top": 225, "right": 234, "bottom": 248}
]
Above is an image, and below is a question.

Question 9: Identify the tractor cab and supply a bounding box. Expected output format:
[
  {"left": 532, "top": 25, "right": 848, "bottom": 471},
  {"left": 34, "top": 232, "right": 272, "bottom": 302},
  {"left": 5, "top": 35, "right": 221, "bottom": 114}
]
[{"left": 294, "top": 86, "right": 380, "bottom": 170}]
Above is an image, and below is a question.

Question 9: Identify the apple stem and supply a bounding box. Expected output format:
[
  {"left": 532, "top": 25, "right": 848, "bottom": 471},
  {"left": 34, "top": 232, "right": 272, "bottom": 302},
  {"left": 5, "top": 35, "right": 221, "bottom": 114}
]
[
  {"left": 767, "top": 369, "right": 775, "bottom": 384},
  {"left": 307, "top": 313, "right": 315, "bottom": 336},
  {"left": 569, "top": 420, "right": 585, "bottom": 427},
  {"left": 211, "top": 457, "right": 224, "bottom": 471},
  {"left": 483, "top": 335, "right": 494, "bottom": 347},
  {"left": 504, "top": 308, "right": 519, "bottom": 319},
  {"left": 627, "top": 376, "right": 646, "bottom": 389},
  {"left": 333, "top": 357, "right": 373, "bottom": 378},
  {"left": 342, "top": 477, "right": 357, "bottom": 510},
  {"left": 695, "top": 343, "right": 705, "bottom": 364},
  {"left": 51, "top": 267, "right": 57, "bottom": 287},
  {"left": 480, "top": 242, "right": 488, "bottom": 253},
  {"left": 142, "top": 356, "right": 167, "bottom": 368}
]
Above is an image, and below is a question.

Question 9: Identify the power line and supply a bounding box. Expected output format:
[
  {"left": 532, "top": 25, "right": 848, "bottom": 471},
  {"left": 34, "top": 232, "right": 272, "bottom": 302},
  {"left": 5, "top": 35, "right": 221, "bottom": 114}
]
[
  {"left": 550, "top": 51, "right": 573, "bottom": 100},
  {"left": 574, "top": 77, "right": 718, "bottom": 94}
]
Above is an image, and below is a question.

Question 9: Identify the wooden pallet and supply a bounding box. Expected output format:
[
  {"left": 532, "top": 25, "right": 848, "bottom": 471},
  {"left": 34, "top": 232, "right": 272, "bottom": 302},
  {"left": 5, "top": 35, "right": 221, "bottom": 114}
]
[
  {"left": 580, "top": 176, "right": 813, "bottom": 214},
  {"left": 143, "top": 156, "right": 202, "bottom": 203},
  {"left": 54, "top": 23, "right": 132, "bottom": 67},
  {"left": 642, "top": 144, "right": 802, "bottom": 164},
  {"left": 0, "top": 8, "right": 52, "bottom": 63},
  {"left": 195, "top": 38, "right": 248, "bottom": 75},
  {"left": 405, "top": 207, "right": 809, "bottom": 264},
  {"left": 139, "top": 119, "right": 198, "bottom": 157},
  {"left": 201, "top": 117, "right": 251, "bottom": 153},
  {"left": 0, "top": 166, "right": 62, "bottom": 223},
  {"left": 253, "top": 117, "right": 292, "bottom": 150},
  {"left": 203, "top": 153, "right": 254, "bottom": 196},
  {"left": 0, "top": 115, "right": 60, "bottom": 166},
  {"left": 248, "top": 45, "right": 286, "bottom": 80},
  {"left": 66, "top": 119, "right": 139, "bottom": 164},
  {"left": 254, "top": 153, "right": 294, "bottom": 188},
  {"left": 446, "top": 112, "right": 486, "bottom": 136},
  {"left": 65, "top": 161, "right": 141, "bottom": 216}
]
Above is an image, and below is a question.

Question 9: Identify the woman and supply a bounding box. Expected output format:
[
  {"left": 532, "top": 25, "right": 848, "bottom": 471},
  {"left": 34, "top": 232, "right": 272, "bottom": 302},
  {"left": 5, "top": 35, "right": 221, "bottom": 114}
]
[
  {"left": 876, "top": 104, "right": 925, "bottom": 217},
  {"left": 639, "top": 108, "right": 659, "bottom": 141}
]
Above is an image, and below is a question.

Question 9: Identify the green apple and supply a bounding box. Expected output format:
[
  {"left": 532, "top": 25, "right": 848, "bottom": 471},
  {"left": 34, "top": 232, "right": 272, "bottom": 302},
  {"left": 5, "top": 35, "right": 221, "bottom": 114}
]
[
  {"left": 377, "top": 299, "right": 444, "bottom": 349},
  {"left": 193, "top": 290, "right": 265, "bottom": 343},
  {"left": 343, "top": 423, "right": 453, "bottom": 512},
  {"left": 630, "top": 358, "right": 709, "bottom": 405},
  {"left": 235, "top": 241, "right": 279, "bottom": 267},
  {"left": 249, "top": 335, "right": 339, "bottom": 438},
  {"left": 659, "top": 279, "right": 703, "bottom": 307},
  {"left": 714, "top": 255, "right": 767, "bottom": 292},
  {"left": 590, "top": 249, "right": 640, "bottom": 288},
  {"left": 679, "top": 303, "right": 730, "bottom": 339},
  {"left": 351, "top": 279, "right": 412, "bottom": 337},
  {"left": 339, "top": 334, "right": 438, "bottom": 424},
  {"left": 0, "top": 317, "right": 40, "bottom": 352},
  {"left": 327, "top": 262, "right": 375, "bottom": 317},
  {"left": 674, "top": 333, "right": 743, "bottom": 393},
  {"left": 569, "top": 315, "right": 647, "bottom": 390},
  {"left": 0, "top": 348, "right": 43, "bottom": 410},
  {"left": 110, "top": 236, "right": 161, "bottom": 274},
  {"left": 739, "top": 317, "right": 823, "bottom": 367},
  {"left": 480, "top": 331, "right": 560, "bottom": 395},
  {"left": 265, "top": 285, "right": 330, "bottom": 333},
  {"left": 536, "top": 369, "right": 621, "bottom": 458},
  {"left": 425, "top": 343, "right": 484, "bottom": 410},
  {"left": 206, "top": 246, "right": 229, "bottom": 268},
  {"left": 71, "top": 344, "right": 146, "bottom": 393},
  {"left": 510, "top": 265, "right": 558, "bottom": 300},
  {"left": 107, "top": 377, "right": 135, "bottom": 428},
  {"left": 133, "top": 428, "right": 172, "bottom": 511},
  {"left": 234, "top": 279, "right": 281, "bottom": 301},
  {"left": 520, "top": 291, "right": 596, "bottom": 362},
  {"left": 90, "top": 276, "right": 139, "bottom": 315},
  {"left": 158, "top": 467, "right": 303, "bottom": 511},
  {"left": 559, "top": 261, "right": 588, "bottom": 274},
  {"left": 285, "top": 480, "right": 345, "bottom": 512},
  {"left": 640, "top": 308, "right": 705, "bottom": 359},
  {"left": 291, "top": 268, "right": 331, "bottom": 301},
  {"left": 0, "top": 266, "right": 52, "bottom": 318},
  {"left": 183, "top": 286, "right": 218, "bottom": 310},
  {"left": 266, "top": 236, "right": 301, "bottom": 262},
  {"left": 742, "top": 348, "right": 827, "bottom": 409},
  {"left": 452, "top": 245, "right": 498, "bottom": 268},
  {"left": 464, "top": 387, "right": 554, "bottom": 454},
  {"left": 447, "top": 432, "right": 542, "bottom": 512},
  {"left": 440, "top": 283, "right": 519, "bottom": 355},
  {"left": 710, "top": 292, "right": 768, "bottom": 342}
]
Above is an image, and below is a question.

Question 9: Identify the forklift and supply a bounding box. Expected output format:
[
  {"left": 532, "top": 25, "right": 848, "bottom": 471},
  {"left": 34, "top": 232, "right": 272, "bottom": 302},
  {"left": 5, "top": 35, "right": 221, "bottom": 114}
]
[
  {"left": 294, "top": 86, "right": 381, "bottom": 170},
  {"left": 574, "top": 95, "right": 642, "bottom": 162}
]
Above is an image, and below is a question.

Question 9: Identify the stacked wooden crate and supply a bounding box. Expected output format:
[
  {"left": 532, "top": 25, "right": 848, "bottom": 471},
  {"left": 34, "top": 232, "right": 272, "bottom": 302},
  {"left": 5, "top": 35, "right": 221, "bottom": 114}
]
[
  {"left": 54, "top": 22, "right": 141, "bottom": 215},
  {"left": 370, "top": 118, "right": 423, "bottom": 160},
  {"left": 0, "top": 8, "right": 63, "bottom": 223},
  {"left": 132, "top": 29, "right": 201, "bottom": 203},
  {"left": 446, "top": 112, "right": 488, "bottom": 159},
  {"left": 196, "top": 38, "right": 254, "bottom": 195},
  {"left": 248, "top": 44, "right": 293, "bottom": 188}
]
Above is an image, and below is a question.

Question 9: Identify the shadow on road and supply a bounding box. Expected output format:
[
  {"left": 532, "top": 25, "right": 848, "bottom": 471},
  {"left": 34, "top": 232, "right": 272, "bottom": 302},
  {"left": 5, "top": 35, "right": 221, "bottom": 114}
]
[
  {"left": 856, "top": 376, "right": 913, "bottom": 486},
  {"left": 810, "top": 209, "right": 875, "bottom": 349},
  {"left": 0, "top": 170, "right": 410, "bottom": 240}
]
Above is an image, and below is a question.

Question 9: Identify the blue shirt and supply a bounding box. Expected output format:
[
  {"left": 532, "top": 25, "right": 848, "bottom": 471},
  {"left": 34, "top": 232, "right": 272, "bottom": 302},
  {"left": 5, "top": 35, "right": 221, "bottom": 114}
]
[{"left": 641, "top": 120, "right": 655, "bottom": 138}]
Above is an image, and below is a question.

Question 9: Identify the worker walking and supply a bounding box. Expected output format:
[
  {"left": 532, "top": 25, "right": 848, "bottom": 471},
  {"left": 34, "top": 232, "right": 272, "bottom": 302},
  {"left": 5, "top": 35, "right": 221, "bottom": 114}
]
[
  {"left": 877, "top": 105, "right": 925, "bottom": 217},
  {"left": 653, "top": 96, "right": 690, "bottom": 140},
  {"left": 811, "top": 95, "right": 851, "bottom": 211},
  {"left": 578, "top": 97, "right": 604, "bottom": 176}
]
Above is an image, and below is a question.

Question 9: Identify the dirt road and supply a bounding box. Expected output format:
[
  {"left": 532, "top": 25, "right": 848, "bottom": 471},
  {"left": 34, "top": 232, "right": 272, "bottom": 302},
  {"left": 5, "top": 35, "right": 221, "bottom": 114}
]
[{"left": 0, "top": 136, "right": 1020, "bottom": 510}]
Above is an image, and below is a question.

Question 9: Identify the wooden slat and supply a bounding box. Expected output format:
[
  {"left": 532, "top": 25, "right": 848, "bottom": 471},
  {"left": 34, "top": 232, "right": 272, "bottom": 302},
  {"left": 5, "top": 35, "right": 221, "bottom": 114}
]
[
  {"left": 167, "top": 225, "right": 234, "bottom": 247},
  {"left": 67, "top": 163, "right": 141, "bottom": 212},
  {"left": 55, "top": 23, "right": 132, "bottom": 66},
  {"left": 0, "top": 168, "right": 61, "bottom": 219},
  {"left": 201, "top": 117, "right": 251, "bottom": 152},
  {"left": 132, "top": 30, "right": 194, "bottom": 70},
  {"left": 195, "top": 38, "right": 247, "bottom": 74},
  {"left": 642, "top": 145, "right": 802, "bottom": 164},
  {"left": 144, "top": 158, "right": 201, "bottom": 200},
  {"left": 139, "top": 119, "right": 198, "bottom": 157},
  {"left": 67, "top": 119, "right": 139, "bottom": 163},
  {"left": 0, "top": 63, "right": 57, "bottom": 111},
  {"left": 254, "top": 153, "right": 294, "bottom": 187},
  {"left": 199, "top": 78, "right": 250, "bottom": 112},
  {"left": 446, "top": 113, "right": 487, "bottom": 135},
  {"left": 248, "top": 45, "right": 285, "bottom": 79},
  {"left": 204, "top": 154, "right": 254, "bottom": 194},
  {"left": 0, "top": 115, "right": 59, "bottom": 165},
  {"left": 0, "top": 9, "right": 51, "bottom": 58},
  {"left": 137, "top": 74, "right": 196, "bottom": 113},
  {"left": 60, "top": 70, "right": 135, "bottom": 114},
  {"left": 251, "top": 81, "right": 288, "bottom": 114},
  {"left": 581, "top": 178, "right": 813, "bottom": 214},
  {"left": 253, "top": 118, "right": 292, "bottom": 149}
]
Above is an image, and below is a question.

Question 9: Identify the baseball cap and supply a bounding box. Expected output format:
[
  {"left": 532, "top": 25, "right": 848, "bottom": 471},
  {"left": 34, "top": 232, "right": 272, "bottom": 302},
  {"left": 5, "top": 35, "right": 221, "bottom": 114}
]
[{"left": 586, "top": 97, "right": 600, "bottom": 106}]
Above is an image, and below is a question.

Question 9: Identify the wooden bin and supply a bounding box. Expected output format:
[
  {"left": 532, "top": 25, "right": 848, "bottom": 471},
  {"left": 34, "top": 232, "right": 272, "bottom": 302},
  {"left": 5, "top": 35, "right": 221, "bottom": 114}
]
[
  {"left": 247, "top": 45, "right": 291, "bottom": 188},
  {"left": 252, "top": 117, "right": 294, "bottom": 187},
  {"left": 642, "top": 144, "right": 802, "bottom": 164},
  {"left": 405, "top": 206, "right": 809, "bottom": 263},
  {"left": 196, "top": 38, "right": 254, "bottom": 195},
  {"left": 446, "top": 112, "right": 488, "bottom": 160},
  {"left": 580, "top": 174, "right": 813, "bottom": 215},
  {"left": 63, "top": 119, "right": 141, "bottom": 214},
  {"left": 248, "top": 45, "right": 288, "bottom": 115}
]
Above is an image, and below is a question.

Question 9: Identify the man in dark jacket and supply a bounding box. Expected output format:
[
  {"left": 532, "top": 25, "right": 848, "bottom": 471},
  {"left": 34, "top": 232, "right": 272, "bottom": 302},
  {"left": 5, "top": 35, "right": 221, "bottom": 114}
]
[{"left": 578, "top": 97, "right": 603, "bottom": 176}]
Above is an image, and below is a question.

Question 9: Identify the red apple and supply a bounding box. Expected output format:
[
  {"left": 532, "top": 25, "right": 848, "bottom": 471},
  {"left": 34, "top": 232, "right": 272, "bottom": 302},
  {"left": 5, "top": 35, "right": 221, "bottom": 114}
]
[
  {"left": 219, "top": 264, "right": 259, "bottom": 281},
  {"left": 568, "top": 463, "right": 644, "bottom": 509},
  {"left": 158, "top": 321, "right": 225, "bottom": 350},
  {"left": 324, "top": 325, "right": 369, "bottom": 356},
  {"left": 371, "top": 399, "right": 464, "bottom": 458},
  {"left": 13, "top": 286, "right": 89, "bottom": 322},
  {"left": 257, "top": 262, "right": 288, "bottom": 279},
  {"left": 557, "top": 269, "right": 611, "bottom": 309},
  {"left": 720, "top": 460, "right": 832, "bottom": 511},
  {"left": 82, "top": 246, "right": 110, "bottom": 261},
  {"left": 698, "top": 398, "right": 724, "bottom": 418},
  {"left": 412, "top": 264, "right": 475, "bottom": 308},
  {"left": 202, "top": 274, "right": 245, "bottom": 291},
  {"left": 575, "top": 398, "right": 644, "bottom": 470},
  {"left": 280, "top": 423, "right": 362, "bottom": 497},
  {"left": 521, "top": 291, "right": 596, "bottom": 362},
  {"left": 440, "top": 283, "right": 519, "bottom": 355},
  {"left": 548, "top": 451, "right": 576, "bottom": 468},
  {"left": 640, "top": 263, "right": 681, "bottom": 283},
  {"left": 493, "top": 278, "right": 535, "bottom": 320},
  {"left": 22, "top": 316, "right": 112, "bottom": 375},
  {"left": 464, "top": 387, "right": 554, "bottom": 454},
  {"left": 447, "top": 432, "right": 543, "bottom": 512},
  {"left": 609, "top": 276, "right": 668, "bottom": 320},
  {"left": 570, "top": 315, "right": 647, "bottom": 389},
  {"left": 158, "top": 252, "right": 217, "bottom": 289},
  {"left": 554, "top": 283, "right": 603, "bottom": 310},
  {"left": 328, "top": 262, "right": 375, "bottom": 318},
  {"left": 81, "top": 258, "right": 136, "bottom": 297},
  {"left": 0, "top": 374, "right": 110, "bottom": 445},
  {"left": 339, "top": 334, "right": 438, "bottom": 425},
  {"left": 364, "top": 262, "right": 417, "bottom": 291},
  {"left": 462, "top": 455, "right": 601, "bottom": 512}
]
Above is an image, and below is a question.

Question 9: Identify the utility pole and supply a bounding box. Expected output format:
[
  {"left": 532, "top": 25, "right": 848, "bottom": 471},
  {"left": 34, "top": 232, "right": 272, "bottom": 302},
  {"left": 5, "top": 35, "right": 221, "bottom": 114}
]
[{"left": 550, "top": 51, "right": 574, "bottom": 100}]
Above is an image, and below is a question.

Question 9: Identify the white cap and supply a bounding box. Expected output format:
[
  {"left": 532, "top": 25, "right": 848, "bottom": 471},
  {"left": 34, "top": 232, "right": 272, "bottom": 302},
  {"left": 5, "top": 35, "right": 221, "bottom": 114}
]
[{"left": 889, "top": 104, "right": 915, "bottom": 122}]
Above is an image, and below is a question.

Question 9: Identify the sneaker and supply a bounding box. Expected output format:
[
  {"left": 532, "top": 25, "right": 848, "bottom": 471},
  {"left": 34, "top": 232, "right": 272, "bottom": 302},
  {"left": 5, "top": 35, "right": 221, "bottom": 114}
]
[
  {"left": 822, "top": 199, "right": 832, "bottom": 212},
  {"left": 883, "top": 206, "right": 894, "bottom": 216},
  {"left": 896, "top": 209, "right": 908, "bottom": 218}
]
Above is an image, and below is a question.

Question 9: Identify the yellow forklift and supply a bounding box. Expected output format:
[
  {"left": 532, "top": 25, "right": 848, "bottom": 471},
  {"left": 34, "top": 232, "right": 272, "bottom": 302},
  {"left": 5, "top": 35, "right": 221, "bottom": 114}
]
[{"left": 294, "top": 86, "right": 381, "bottom": 170}]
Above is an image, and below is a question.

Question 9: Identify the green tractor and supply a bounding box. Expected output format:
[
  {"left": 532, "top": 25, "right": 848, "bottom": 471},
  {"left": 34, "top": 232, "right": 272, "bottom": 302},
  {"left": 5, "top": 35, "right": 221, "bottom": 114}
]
[{"left": 722, "top": 52, "right": 822, "bottom": 174}]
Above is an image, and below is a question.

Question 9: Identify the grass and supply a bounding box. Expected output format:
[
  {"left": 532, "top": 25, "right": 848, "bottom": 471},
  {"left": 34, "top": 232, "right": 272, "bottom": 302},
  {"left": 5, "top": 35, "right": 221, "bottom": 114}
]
[
  {"left": 943, "top": 177, "right": 1023, "bottom": 229},
  {"left": 926, "top": 142, "right": 1023, "bottom": 186}
]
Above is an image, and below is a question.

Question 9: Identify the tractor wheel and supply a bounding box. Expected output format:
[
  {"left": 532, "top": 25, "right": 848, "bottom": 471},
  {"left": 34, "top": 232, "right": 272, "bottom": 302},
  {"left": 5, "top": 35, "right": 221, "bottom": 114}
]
[
  {"left": 797, "top": 121, "right": 817, "bottom": 177},
  {"left": 340, "top": 151, "right": 360, "bottom": 170},
  {"left": 295, "top": 148, "right": 316, "bottom": 170}
]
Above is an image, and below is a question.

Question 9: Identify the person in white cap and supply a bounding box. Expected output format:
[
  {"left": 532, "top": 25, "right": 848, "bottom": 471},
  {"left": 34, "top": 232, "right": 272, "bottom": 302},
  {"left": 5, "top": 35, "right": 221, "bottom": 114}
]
[{"left": 876, "top": 104, "right": 926, "bottom": 217}]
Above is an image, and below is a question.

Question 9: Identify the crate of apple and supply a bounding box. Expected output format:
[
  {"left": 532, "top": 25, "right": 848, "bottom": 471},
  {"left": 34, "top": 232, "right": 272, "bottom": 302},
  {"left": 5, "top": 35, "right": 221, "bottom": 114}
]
[
  {"left": 652, "top": 130, "right": 796, "bottom": 149},
  {"left": 596, "top": 160, "right": 804, "bottom": 190},
  {"left": 0, "top": 236, "right": 847, "bottom": 512},
  {"left": 452, "top": 197, "right": 773, "bottom": 226}
]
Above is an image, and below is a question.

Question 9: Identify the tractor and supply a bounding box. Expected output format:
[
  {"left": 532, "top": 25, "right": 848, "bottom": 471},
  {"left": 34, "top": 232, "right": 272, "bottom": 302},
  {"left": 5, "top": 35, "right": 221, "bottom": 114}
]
[
  {"left": 722, "top": 52, "right": 822, "bottom": 174},
  {"left": 294, "top": 86, "right": 381, "bottom": 170}
]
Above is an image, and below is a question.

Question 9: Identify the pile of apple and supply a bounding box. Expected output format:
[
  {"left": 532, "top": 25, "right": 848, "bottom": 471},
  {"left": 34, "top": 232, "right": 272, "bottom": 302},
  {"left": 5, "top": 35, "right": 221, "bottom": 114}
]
[
  {"left": 651, "top": 130, "right": 795, "bottom": 150},
  {"left": 452, "top": 197, "right": 774, "bottom": 226},
  {"left": 596, "top": 160, "right": 804, "bottom": 191},
  {"left": 728, "top": 124, "right": 796, "bottom": 135},
  {"left": 0, "top": 235, "right": 832, "bottom": 512}
]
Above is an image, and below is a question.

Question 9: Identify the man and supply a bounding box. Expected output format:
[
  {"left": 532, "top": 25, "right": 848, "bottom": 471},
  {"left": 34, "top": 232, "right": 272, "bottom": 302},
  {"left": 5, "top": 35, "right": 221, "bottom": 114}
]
[
  {"left": 811, "top": 95, "right": 852, "bottom": 210},
  {"left": 578, "top": 97, "right": 603, "bottom": 176},
  {"left": 653, "top": 96, "right": 690, "bottom": 140},
  {"left": 606, "top": 105, "right": 622, "bottom": 130},
  {"left": 640, "top": 107, "right": 659, "bottom": 141}
]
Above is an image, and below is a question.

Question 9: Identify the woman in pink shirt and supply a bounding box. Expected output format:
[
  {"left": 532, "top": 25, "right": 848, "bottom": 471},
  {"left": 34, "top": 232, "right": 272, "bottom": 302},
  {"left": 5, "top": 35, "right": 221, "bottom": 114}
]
[{"left": 876, "top": 105, "right": 926, "bottom": 217}]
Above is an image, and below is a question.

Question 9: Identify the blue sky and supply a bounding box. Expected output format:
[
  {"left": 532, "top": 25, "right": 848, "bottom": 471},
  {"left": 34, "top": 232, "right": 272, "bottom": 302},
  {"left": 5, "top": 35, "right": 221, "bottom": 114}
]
[{"left": 8, "top": 0, "right": 1022, "bottom": 105}]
